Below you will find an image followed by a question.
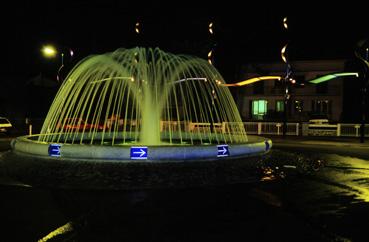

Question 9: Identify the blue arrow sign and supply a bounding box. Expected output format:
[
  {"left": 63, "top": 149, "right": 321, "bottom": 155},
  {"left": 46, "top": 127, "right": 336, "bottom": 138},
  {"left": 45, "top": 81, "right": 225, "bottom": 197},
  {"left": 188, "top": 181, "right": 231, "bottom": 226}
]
[
  {"left": 217, "top": 144, "right": 229, "bottom": 157},
  {"left": 48, "top": 144, "right": 61, "bottom": 157},
  {"left": 130, "top": 146, "right": 148, "bottom": 160}
]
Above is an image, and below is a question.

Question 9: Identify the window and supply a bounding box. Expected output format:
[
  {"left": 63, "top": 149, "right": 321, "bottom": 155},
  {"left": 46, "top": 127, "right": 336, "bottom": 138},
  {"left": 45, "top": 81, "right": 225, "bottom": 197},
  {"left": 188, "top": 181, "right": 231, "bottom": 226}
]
[
  {"left": 276, "top": 100, "right": 284, "bottom": 112},
  {"left": 252, "top": 100, "right": 268, "bottom": 117},
  {"left": 294, "top": 100, "right": 304, "bottom": 113},
  {"left": 312, "top": 100, "right": 330, "bottom": 115}
]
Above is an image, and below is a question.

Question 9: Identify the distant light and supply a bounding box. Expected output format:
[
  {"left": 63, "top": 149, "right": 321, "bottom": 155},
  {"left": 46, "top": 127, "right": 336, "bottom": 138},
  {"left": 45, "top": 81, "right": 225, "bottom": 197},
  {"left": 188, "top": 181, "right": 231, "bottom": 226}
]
[
  {"left": 135, "top": 22, "right": 140, "bottom": 34},
  {"left": 207, "top": 50, "right": 212, "bottom": 58},
  {"left": 283, "top": 17, "right": 288, "bottom": 30},
  {"left": 281, "top": 44, "right": 288, "bottom": 63},
  {"left": 309, "top": 72, "right": 359, "bottom": 84},
  {"left": 290, "top": 79, "right": 296, "bottom": 84},
  {"left": 209, "top": 22, "right": 214, "bottom": 34},
  {"left": 69, "top": 49, "right": 74, "bottom": 57},
  {"left": 207, "top": 50, "right": 213, "bottom": 65},
  {"left": 224, "top": 76, "right": 282, "bottom": 87},
  {"left": 42, "top": 45, "right": 57, "bottom": 58}
]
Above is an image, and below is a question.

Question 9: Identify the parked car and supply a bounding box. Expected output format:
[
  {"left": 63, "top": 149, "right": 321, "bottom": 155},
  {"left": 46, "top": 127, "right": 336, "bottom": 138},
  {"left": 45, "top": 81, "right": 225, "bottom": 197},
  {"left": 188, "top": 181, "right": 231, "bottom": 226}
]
[
  {"left": 0, "top": 117, "right": 13, "bottom": 134},
  {"left": 57, "top": 118, "right": 104, "bottom": 131}
]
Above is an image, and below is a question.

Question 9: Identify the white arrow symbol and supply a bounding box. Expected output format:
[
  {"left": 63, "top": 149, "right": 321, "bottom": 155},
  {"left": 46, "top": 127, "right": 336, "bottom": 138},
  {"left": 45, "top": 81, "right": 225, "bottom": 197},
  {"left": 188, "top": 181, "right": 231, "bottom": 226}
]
[
  {"left": 52, "top": 148, "right": 60, "bottom": 154},
  {"left": 220, "top": 146, "right": 227, "bottom": 154},
  {"left": 133, "top": 149, "right": 146, "bottom": 157}
]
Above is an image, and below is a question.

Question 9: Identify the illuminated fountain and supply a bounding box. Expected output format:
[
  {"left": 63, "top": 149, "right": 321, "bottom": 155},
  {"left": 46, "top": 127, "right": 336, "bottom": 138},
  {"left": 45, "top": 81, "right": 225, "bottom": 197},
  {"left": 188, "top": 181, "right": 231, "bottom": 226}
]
[
  {"left": 40, "top": 47, "right": 247, "bottom": 146},
  {"left": 7, "top": 48, "right": 271, "bottom": 189}
]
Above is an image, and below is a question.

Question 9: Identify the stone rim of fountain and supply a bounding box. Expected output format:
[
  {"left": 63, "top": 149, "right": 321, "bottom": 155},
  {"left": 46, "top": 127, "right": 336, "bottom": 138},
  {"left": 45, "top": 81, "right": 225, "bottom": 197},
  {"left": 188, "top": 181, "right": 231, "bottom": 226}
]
[{"left": 11, "top": 134, "right": 272, "bottom": 162}]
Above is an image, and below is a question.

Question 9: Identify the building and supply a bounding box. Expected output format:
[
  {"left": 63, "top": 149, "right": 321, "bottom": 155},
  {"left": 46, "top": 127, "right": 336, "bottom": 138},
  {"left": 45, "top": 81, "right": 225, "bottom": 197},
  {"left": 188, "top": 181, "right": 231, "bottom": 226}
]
[{"left": 234, "top": 59, "right": 347, "bottom": 122}]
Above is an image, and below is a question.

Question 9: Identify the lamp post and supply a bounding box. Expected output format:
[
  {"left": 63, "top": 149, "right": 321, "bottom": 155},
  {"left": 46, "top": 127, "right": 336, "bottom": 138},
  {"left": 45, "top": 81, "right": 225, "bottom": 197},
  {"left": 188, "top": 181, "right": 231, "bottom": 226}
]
[
  {"left": 355, "top": 40, "right": 369, "bottom": 143},
  {"left": 41, "top": 44, "right": 74, "bottom": 82},
  {"left": 281, "top": 17, "right": 292, "bottom": 137}
]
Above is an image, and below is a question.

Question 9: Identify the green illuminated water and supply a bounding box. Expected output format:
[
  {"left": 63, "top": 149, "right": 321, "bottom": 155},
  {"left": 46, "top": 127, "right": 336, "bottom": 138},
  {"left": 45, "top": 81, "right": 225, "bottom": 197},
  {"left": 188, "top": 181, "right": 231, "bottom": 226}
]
[{"left": 39, "top": 48, "right": 247, "bottom": 145}]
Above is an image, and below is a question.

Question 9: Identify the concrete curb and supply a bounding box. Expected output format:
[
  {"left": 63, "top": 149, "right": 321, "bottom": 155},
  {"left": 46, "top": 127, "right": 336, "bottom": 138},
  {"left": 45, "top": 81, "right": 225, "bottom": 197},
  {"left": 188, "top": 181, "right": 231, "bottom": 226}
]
[{"left": 11, "top": 135, "right": 272, "bottom": 162}]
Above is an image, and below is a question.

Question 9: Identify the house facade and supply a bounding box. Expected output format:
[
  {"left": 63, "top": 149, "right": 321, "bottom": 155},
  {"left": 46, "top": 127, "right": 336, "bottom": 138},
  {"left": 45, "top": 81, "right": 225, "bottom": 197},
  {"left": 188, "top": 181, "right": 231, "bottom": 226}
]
[{"left": 234, "top": 59, "right": 347, "bottom": 122}]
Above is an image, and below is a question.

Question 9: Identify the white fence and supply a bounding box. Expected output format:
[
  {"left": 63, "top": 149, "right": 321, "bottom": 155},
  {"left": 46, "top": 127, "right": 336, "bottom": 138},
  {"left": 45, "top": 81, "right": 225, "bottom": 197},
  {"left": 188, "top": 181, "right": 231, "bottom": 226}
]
[
  {"left": 245, "top": 122, "right": 369, "bottom": 137},
  {"left": 244, "top": 122, "right": 300, "bottom": 136},
  {"left": 338, "top": 123, "right": 369, "bottom": 137},
  {"left": 160, "top": 121, "right": 369, "bottom": 137},
  {"left": 26, "top": 117, "right": 369, "bottom": 137}
]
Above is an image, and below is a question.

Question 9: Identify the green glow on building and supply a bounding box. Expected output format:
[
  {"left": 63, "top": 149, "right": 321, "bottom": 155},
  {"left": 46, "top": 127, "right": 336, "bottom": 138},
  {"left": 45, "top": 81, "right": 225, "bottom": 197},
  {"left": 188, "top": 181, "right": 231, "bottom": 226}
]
[
  {"left": 252, "top": 100, "right": 267, "bottom": 115},
  {"left": 276, "top": 100, "right": 284, "bottom": 112}
]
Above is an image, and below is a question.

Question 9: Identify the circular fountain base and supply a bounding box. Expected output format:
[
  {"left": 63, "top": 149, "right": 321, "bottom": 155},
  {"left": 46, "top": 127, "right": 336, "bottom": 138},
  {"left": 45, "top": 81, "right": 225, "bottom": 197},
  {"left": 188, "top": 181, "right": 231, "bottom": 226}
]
[{"left": 2, "top": 135, "right": 272, "bottom": 190}]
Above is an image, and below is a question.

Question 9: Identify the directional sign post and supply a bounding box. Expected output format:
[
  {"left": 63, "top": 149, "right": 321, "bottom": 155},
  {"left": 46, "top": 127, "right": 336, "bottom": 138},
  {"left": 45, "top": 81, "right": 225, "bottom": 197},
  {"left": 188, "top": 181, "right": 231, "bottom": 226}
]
[
  {"left": 130, "top": 146, "right": 148, "bottom": 160},
  {"left": 48, "top": 144, "right": 61, "bottom": 157},
  {"left": 217, "top": 144, "right": 229, "bottom": 158}
]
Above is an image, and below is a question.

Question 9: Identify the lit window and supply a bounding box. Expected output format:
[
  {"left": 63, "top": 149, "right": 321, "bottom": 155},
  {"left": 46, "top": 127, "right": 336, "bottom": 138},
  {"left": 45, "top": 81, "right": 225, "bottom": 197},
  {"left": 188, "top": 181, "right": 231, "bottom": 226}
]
[
  {"left": 252, "top": 100, "right": 268, "bottom": 115},
  {"left": 276, "top": 100, "right": 284, "bottom": 112},
  {"left": 294, "top": 100, "right": 304, "bottom": 112}
]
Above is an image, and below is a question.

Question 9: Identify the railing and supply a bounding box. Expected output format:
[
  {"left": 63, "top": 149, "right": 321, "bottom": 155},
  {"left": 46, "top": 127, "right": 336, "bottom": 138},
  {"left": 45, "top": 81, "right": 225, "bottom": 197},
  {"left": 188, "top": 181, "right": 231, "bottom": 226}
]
[
  {"left": 244, "top": 122, "right": 299, "bottom": 136},
  {"left": 338, "top": 123, "right": 369, "bottom": 137},
  {"left": 11, "top": 117, "right": 369, "bottom": 138}
]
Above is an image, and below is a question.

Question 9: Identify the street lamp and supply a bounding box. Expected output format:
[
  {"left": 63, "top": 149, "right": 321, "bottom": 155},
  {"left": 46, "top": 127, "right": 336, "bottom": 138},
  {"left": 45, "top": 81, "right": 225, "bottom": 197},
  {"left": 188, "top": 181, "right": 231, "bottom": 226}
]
[
  {"left": 41, "top": 44, "right": 74, "bottom": 82},
  {"left": 281, "top": 16, "right": 292, "bottom": 137},
  {"left": 41, "top": 45, "right": 57, "bottom": 58},
  {"left": 355, "top": 39, "right": 369, "bottom": 143}
]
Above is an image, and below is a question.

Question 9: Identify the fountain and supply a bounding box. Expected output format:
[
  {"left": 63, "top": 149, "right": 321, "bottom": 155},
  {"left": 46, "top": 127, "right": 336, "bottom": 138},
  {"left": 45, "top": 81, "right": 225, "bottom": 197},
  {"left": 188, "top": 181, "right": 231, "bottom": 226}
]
[{"left": 6, "top": 47, "right": 272, "bottom": 189}]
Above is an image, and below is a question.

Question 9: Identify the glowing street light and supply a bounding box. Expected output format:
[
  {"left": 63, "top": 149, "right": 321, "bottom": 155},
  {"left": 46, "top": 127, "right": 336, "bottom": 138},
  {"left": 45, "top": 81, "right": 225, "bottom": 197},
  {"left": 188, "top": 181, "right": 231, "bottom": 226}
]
[{"left": 41, "top": 45, "right": 57, "bottom": 58}]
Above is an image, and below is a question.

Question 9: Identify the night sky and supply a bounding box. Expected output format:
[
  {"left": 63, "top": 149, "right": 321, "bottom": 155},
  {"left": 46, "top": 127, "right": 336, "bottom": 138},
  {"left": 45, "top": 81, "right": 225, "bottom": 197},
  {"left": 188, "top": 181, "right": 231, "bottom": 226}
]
[{"left": 2, "top": 2, "right": 368, "bottom": 82}]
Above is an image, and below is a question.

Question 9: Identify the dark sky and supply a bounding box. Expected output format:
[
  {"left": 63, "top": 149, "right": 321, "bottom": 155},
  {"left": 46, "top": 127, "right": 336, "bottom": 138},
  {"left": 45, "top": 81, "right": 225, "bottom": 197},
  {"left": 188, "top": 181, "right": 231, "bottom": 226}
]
[{"left": 2, "top": 2, "right": 368, "bottom": 82}]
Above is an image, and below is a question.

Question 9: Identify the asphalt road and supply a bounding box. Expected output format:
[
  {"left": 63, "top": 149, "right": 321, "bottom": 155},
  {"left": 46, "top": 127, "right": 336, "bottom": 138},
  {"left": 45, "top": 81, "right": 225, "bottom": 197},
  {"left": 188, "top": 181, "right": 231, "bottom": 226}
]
[{"left": 269, "top": 136, "right": 369, "bottom": 160}]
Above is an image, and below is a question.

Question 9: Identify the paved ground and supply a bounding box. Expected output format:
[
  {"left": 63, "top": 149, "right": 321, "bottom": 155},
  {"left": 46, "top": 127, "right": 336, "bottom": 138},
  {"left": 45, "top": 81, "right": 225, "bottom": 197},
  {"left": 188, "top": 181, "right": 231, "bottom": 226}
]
[
  {"left": 265, "top": 135, "right": 369, "bottom": 160},
  {"left": 1, "top": 134, "right": 369, "bottom": 241}
]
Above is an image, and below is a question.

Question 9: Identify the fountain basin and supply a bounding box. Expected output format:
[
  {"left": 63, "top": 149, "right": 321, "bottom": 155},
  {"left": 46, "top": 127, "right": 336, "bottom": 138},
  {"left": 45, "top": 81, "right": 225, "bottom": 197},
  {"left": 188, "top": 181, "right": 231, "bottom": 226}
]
[
  {"left": 2, "top": 135, "right": 272, "bottom": 190},
  {"left": 11, "top": 135, "right": 271, "bottom": 161}
]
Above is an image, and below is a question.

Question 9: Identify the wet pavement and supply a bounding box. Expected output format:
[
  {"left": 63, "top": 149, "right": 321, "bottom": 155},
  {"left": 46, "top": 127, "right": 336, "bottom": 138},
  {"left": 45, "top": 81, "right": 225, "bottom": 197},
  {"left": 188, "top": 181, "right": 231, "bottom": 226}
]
[{"left": 1, "top": 137, "right": 369, "bottom": 241}]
